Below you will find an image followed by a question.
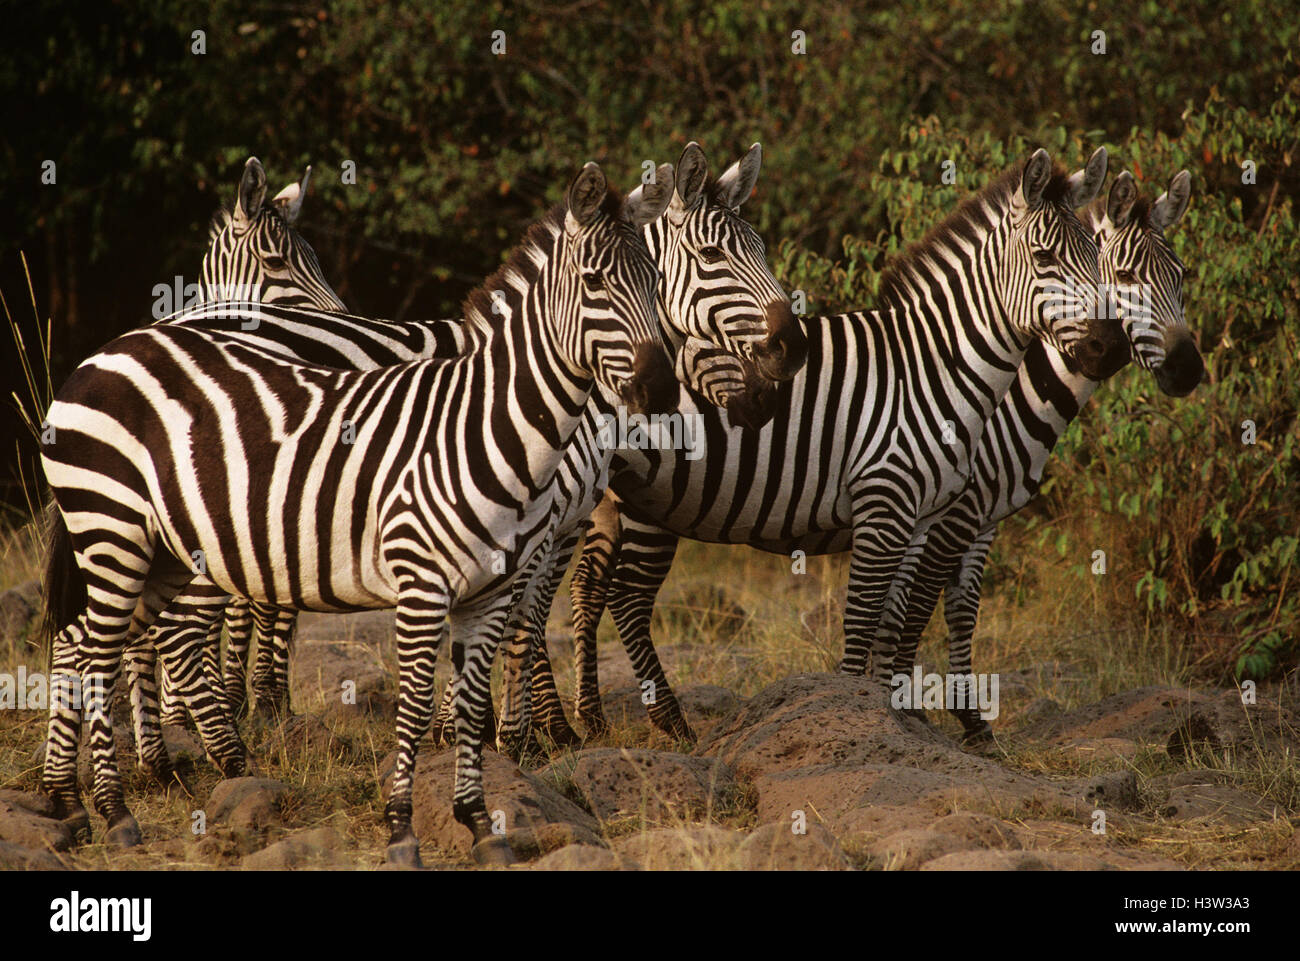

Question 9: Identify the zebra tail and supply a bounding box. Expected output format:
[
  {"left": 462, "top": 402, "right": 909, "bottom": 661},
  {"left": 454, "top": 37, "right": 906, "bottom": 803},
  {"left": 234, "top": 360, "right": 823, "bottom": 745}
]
[{"left": 39, "top": 497, "right": 85, "bottom": 667}]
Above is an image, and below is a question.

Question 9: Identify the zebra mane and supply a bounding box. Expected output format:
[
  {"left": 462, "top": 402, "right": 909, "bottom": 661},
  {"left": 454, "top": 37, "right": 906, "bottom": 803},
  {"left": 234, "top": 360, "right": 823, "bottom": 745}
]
[
  {"left": 461, "top": 185, "right": 627, "bottom": 329},
  {"left": 875, "top": 159, "right": 1074, "bottom": 309}
]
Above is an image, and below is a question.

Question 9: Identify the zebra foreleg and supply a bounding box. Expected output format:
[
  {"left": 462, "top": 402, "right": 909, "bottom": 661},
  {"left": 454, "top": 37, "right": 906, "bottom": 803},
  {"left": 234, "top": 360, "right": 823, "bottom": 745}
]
[
  {"left": 570, "top": 504, "right": 621, "bottom": 737},
  {"left": 450, "top": 596, "right": 517, "bottom": 866},
  {"left": 385, "top": 588, "right": 452, "bottom": 868},
  {"left": 605, "top": 524, "right": 693, "bottom": 743},
  {"left": 841, "top": 506, "right": 914, "bottom": 682},
  {"left": 942, "top": 527, "right": 998, "bottom": 743}
]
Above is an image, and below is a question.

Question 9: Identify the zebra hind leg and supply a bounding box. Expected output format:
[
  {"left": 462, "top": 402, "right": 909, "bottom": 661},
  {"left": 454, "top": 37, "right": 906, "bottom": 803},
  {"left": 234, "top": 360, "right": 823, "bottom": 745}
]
[
  {"left": 251, "top": 606, "right": 295, "bottom": 720},
  {"left": 124, "top": 634, "right": 192, "bottom": 795},
  {"left": 44, "top": 621, "right": 92, "bottom": 841},
  {"left": 222, "top": 598, "right": 255, "bottom": 720}
]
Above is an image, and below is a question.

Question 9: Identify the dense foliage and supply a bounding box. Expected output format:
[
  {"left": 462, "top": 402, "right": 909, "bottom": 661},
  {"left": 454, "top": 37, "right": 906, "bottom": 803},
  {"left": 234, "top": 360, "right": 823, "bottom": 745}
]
[{"left": 2, "top": 2, "right": 1295, "bottom": 676}]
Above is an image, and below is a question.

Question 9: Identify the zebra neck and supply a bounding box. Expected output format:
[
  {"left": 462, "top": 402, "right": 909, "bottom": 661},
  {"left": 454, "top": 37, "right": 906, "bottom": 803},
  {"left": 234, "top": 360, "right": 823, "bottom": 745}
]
[
  {"left": 883, "top": 201, "right": 1030, "bottom": 433},
  {"left": 469, "top": 294, "right": 594, "bottom": 490}
]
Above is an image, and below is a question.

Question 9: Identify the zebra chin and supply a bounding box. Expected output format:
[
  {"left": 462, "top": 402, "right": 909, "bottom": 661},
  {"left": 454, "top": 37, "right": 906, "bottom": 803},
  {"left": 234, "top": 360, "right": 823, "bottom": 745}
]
[
  {"left": 617, "top": 341, "right": 679, "bottom": 416},
  {"left": 723, "top": 365, "right": 782, "bottom": 430},
  {"left": 1153, "top": 335, "right": 1204, "bottom": 397},
  {"left": 752, "top": 300, "right": 808, "bottom": 382}
]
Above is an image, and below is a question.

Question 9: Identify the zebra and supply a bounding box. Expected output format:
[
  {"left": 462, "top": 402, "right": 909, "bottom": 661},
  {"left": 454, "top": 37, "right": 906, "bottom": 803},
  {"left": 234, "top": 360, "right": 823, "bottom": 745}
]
[
  {"left": 555, "top": 165, "right": 1202, "bottom": 746},
  {"left": 510, "top": 148, "right": 1128, "bottom": 744},
  {"left": 41, "top": 151, "right": 801, "bottom": 861},
  {"left": 39, "top": 162, "right": 682, "bottom": 866},
  {"left": 98, "top": 144, "right": 801, "bottom": 800},
  {"left": 876, "top": 168, "right": 1202, "bottom": 740}
]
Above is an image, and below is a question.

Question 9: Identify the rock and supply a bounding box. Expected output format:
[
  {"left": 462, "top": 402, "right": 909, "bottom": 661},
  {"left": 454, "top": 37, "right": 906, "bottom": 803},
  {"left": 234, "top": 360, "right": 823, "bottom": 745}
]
[
  {"left": 870, "top": 828, "right": 969, "bottom": 869},
  {"left": 1159, "top": 784, "right": 1282, "bottom": 825},
  {"left": 921, "top": 850, "right": 1116, "bottom": 871},
  {"left": 541, "top": 748, "right": 735, "bottom": 822},
  {"left": 697, "top": 674, "right": 1073, "bottom": 833},
  {"left": 612, "top": 825, "right": 744, "bottom": 870},
  {"left": 1016, "top": 697, "right": 1064, "bottom": 726},
  {"left": 160, "top": 723, "right": 206, "bottom": 764},
  {"left": 0, "top": 796, "right": 73, "bottom": 851},
  {"left": 0, "top": 789, "right": 55, "bottom": 818},
  {"left": 0, "top": 580, "right": 40, "bottom": 644},
  {"left": 731, "top": 821, "right": 852, "bottom": 870},
  {"left": 499, "top": 821, "right": 607, "bottom": 860},
  {"left": 1072, "top": 770, "right": 1141, "bottom": 812},
  {"left": 831, "top": 805, "right": 936, "bottom": 843},
  {"left": 927, "top": 812, "right": 1023, "bottom": 850},
  {"left": 1166, "top": 690, "right": 1300, "bottom": 759},
  {"left": 532, "top": 844, "right": 639, "bottom": 871},
  {"left": 241, "top": 827, "right": 353, "bottom": 870},
  {"left": 0, "top": 839, "right": 66, "bottom": 870},
  {"left": 207, "top": 777, "right": 290, "bottom": 823},
  {"left": 379, "top": 748, "right": 600, "bottom": 858}
]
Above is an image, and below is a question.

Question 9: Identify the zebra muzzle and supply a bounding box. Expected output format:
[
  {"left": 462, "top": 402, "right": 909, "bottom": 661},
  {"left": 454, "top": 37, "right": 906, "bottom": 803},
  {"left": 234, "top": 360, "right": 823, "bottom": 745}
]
[
  {"left": 622, "top": 341, "right": 679, "bottom": 416},
  {"left": 753, "top": 300, "right": 808, "bottom": 382}
]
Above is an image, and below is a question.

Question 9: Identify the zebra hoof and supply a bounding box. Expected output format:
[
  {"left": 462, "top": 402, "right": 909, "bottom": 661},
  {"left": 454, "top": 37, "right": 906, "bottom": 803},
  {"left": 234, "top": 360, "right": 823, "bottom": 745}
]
[
  {"left": 962, "top": 722, "right": 994, "bottom": 746},
  {"left": 471, "top": 836, "right": 515, "bottom": 867},
  {"left": 385, "top": 835, "right": 423, "bottom": 869},
  {"left": 60, "top": 809, "right": 92, "bottom": 844},
  {"left": 106, "top": 814, "right": 143, "bottom": 848}
]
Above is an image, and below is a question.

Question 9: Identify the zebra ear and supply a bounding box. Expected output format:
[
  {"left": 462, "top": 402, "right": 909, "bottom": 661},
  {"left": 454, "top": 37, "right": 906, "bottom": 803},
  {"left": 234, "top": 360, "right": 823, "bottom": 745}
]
[
  {"left": 1106, "top": 171, "right": 1138, "bottom": 229},
  {"left": 1150, "top": 170, "right": 1192, "bottom": 232},
  {"left": 1020, "top": 148, "right": 1053, "bottom": 207},
  {"left": 272, "top": 166, "right": 311, "bottom": 225},
  {"left": 1066, "top": 147, "right": 1107, "bottom": 208},
  {"left": 673, "top": 142, "right": 709, "bottom": 212},
  {"left": 566, "top": 162, "right": 609, "bottom": 230},
  {"left": 714, "top": 142, "right": 762, "bottom": 211},
  {"left": 236, "top": 157, "right": 268, "bottom": 226},
  {"left": 622, "top": 164, "right": 674, "bottom": 227}
]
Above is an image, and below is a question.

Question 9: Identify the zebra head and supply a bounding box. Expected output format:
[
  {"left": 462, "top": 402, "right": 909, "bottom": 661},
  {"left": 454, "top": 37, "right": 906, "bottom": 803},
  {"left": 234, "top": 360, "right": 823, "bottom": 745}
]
[
  {"left": 1002, "top": 147, "right": 1125, "bottom": 379},
  {"left": 203, "top": 157, "right": 346, "bottom": 311},
  {"left": 556, "top": 162, "right": 678, "bottom": 416},
  {"left": 1094, "top": 170, "right": 1203, "bottom": 397},
  {"left": 641, "top": 142, "right": 807, "bottom": 385},
  {"left": 673, "top": 336, "right": 781, "bottom": 430}
]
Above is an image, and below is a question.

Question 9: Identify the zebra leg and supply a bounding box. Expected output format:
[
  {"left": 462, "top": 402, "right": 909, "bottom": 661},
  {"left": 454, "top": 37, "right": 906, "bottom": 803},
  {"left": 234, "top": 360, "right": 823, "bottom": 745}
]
[
  {"left": 122, "top": 632, "right": 190, "bottom": 793},
  {"left": 44, "top": 622, "right": 91, "bottom": 840},
  {"left": 385, "top": 586, "right": 452, "bottom": 869},
  {"left": 251, "top": 605, "right": 295, "bottom": 719},
  {"left": 149, "top": 590, "right": 248, "bottom": 778},
  {"left": 222, "top": 598, "right": 255, "bottom": 719},
  {"left": 570, "top": 498, "right": 622, "bottom": 736},
  {"left": 500, "top": 531, "right": 584, "bottom": 756},
  {"left": 84, "top": 556, "right": 194, "bottom": 848},
  {"left": 840, "top": 500, "right": 915, "bottom": 682},
  {"left": 605, "top": 521, "right": 693, "bottom": 742},
  {"left": 942, "top": 526, "right": 998, "bottom": 743},
  {"left": 451, "top": 596, "right": 517, "bottom": 866}
]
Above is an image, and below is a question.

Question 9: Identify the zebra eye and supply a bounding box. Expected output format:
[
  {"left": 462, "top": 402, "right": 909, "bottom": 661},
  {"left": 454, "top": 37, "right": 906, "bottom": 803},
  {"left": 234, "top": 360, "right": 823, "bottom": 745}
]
[
  {"left": 264, "top": 256, "right": 289, "bottom": 271},
  {"left": 582, "top": 271, "right": 605, "bottom": 291},
  {"left": 1115, "top": 269, "right": 1137, "bottom": 284},
  {"left": 1032, "top": 249, "right": 1055, "bottom": 268},
  {"left": 699, "top": 245, "right": 725, "bottom": 263}
]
